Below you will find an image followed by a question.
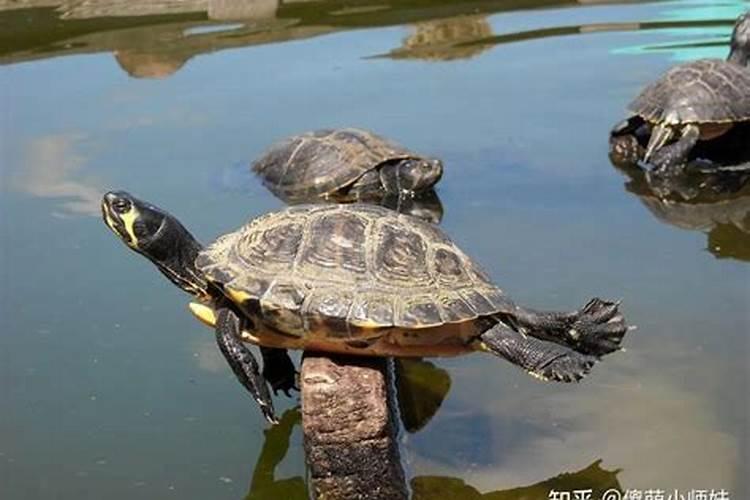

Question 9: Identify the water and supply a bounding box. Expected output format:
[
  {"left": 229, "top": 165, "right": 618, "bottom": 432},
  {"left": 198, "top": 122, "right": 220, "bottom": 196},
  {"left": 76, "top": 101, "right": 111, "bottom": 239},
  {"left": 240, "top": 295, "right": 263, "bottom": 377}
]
[{"left": 1, "top": 1, "right": 749, "bottom": 498}]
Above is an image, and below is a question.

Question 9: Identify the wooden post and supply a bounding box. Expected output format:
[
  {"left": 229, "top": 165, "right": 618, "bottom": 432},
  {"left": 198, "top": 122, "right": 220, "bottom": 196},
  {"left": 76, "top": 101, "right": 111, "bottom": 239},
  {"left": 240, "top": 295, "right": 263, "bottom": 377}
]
[{"left": 301, "top": 354, "right": 408, "bottom": 500}]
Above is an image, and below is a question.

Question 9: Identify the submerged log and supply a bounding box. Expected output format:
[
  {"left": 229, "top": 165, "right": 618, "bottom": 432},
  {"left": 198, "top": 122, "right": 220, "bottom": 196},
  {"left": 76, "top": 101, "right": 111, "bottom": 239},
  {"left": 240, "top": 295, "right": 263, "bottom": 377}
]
[{"left": 301, "top": 354, "right": 408, "bottom": 500}]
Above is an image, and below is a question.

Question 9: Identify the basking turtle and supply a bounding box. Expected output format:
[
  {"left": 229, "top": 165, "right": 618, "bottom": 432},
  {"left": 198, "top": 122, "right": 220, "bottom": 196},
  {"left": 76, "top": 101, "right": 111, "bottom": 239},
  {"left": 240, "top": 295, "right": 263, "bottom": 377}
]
[
  {"left": 612, "top": 12, "right": 750, "bottom": 172},
  {"left": 102, "top": 192, "right": 629, "bottom": 424},
  {"left": 252, "top": 128, "right": 443, "bottom": 201}
]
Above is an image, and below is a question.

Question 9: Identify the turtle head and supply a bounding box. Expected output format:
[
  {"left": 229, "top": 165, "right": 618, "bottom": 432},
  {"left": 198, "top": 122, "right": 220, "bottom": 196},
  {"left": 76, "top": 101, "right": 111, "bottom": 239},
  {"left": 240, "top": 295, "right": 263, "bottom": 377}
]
[
  {"left": 729, "top": 12, "right": 750, "bottom": 66},
  {"left": 380, "top": 157, "right": 444, "bottom": 194},
  {"left": 102, "top": 191, "right": 210, "bottom": 299}
]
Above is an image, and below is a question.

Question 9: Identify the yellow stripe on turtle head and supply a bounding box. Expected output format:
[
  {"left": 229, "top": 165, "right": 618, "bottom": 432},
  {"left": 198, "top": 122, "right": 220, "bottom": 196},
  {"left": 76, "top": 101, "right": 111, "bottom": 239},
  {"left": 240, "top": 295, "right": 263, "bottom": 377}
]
[
  {"left": 120, "top": 206, "right": 141, "bottom": 249},
  {"left": 103, "top": 206, "right": 118, "bottom": 235}
]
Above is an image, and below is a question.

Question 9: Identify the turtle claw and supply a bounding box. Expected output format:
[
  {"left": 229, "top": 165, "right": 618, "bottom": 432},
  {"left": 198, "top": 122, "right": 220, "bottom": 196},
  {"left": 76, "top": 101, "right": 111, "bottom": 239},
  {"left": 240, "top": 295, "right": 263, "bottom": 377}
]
[
  {"left": 568, "top": 298, "right": 629, "bottom": 356},
  {"left": 579, "top": 297, "right": 621, "bottom": 323}
]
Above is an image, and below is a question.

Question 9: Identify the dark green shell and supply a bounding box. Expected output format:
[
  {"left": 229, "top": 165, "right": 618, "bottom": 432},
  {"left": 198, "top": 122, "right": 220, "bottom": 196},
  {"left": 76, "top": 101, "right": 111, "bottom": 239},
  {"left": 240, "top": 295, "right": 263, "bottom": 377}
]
[
  {"left": 195, "top": 204, "right": 513, "bottom": 338},
  {"left": 251, "top": 128, "right": 418, "bottom": 198},
  {"left": 629, "top": 59, "right": 750, "bottom": 124}
]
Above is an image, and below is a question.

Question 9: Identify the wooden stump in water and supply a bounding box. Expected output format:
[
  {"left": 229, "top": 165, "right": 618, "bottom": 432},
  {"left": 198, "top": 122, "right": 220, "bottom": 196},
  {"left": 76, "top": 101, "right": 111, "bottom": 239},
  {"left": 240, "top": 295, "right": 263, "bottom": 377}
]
[{"left": 301, "top": 354, "right": 408, "bottom": 500}]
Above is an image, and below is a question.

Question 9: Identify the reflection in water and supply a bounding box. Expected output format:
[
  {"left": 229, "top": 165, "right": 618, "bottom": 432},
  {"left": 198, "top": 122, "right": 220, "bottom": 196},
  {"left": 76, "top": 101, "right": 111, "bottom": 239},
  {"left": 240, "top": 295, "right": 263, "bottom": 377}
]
[
  {"left": 4, "top": 0, "right": 745, "bottom": 79},
  {"left": 245, "top": 409, "right": 307, "bottom": 500},
  {"left": 411, "top": 460, "right": 621, "bottom": 499},
  {"left": 439, "top": 19, "right": 740, "bottom": 58},
  {"left": 381, "top": 190, "right": 445, "bottom": 225},
  {"left": 610, "top": 127, "right": 750, "bottom": 263},
  {"left": 8, "top": 0, "right": 743, "bottom": 77},
  {"left": 613, "top": 161, "right": 750, "bottom": 263},
  {"left": 12, "top": 133, "right": 104, "bottom": 216},
  {"left": 245, "top": 409, "right": 622, "bottom": 500},
  {"left": 408, "top": 359, "right": 739, "bottom": 492},
  {"left": 613, "top": 2, "right": 749, "bottom": 61},
  {"left": 268, "top": 187, "right": 445, "bottom": 223},
  {"left": 395, "top": 359, "right": 452, "bottom": 433},
  {"left": 114, "top": 49, "right": 188, "bottom": 79},
  {"left": 383, "top": 15, "right": 493, "bottom": 61}
]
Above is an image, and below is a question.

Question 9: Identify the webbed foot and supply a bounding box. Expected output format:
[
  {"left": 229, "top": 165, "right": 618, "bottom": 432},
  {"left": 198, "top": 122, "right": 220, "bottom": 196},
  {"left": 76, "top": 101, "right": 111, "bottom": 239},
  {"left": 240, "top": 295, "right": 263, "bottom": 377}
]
[
  {"left": 260, "top": 347, "right": 299, "bottom": 397},
  {"left": 478, "top": 323, "right": 598, "bottom": 383},
  {"left": 566, "top": 298, "right": 628, "bottom": 356}
]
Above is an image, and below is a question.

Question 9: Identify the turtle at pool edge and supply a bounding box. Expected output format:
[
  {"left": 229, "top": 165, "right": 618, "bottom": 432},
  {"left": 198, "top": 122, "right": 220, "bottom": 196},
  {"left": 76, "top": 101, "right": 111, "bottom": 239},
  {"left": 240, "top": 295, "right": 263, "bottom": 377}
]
[
  {"left": 102, "top": 192, "right": 630, "bottom": 424},
  {"left": 611, "top": 12, "right": 750, "bottom": 174}
]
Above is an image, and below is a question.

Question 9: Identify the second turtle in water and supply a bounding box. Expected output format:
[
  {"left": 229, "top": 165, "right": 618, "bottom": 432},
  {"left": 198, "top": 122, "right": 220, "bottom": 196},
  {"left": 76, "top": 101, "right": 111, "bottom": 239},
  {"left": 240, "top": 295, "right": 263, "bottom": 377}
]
[
  {"left": 252, "top": 128, "right": 443, "bottom": 202},
  {"left": 612, "top": 12, "right": 750, "bottom": 173},
  {"left": 102, "top": 192, "right": 629, "bottom": 424}
]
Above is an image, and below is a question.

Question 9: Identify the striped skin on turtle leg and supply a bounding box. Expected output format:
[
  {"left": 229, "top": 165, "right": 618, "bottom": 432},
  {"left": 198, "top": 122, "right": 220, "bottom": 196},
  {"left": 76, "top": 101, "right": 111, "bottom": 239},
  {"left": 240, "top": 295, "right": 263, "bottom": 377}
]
[
  {"left": 215, "top": 307, "right": 278, "bottom": 424},
  {"left": 259, "top": 347, "right": 299, "bottom": 397},
  {"left": 476, "top": 321, "right": 598, "bottom": 383},
  {"left": 648, "top": 124, "right": 701, "bottom": 174},
  {"left": 510, "top": 298, "right": 627, "bottom": 357}
]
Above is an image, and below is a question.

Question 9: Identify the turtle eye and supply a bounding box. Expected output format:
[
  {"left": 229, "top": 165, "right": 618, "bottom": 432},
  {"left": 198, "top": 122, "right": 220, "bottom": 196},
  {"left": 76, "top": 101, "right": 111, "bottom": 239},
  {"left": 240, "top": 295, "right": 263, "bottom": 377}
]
[{"left": 112, "top": 198, "right": 131, "bottom": 214}]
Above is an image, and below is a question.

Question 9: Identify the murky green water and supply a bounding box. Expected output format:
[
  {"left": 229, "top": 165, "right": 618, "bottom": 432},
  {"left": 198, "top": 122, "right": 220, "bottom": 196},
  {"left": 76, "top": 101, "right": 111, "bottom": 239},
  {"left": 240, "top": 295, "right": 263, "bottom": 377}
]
[{"left": 2, "top": 1, "right": 749, "bottom": 499}]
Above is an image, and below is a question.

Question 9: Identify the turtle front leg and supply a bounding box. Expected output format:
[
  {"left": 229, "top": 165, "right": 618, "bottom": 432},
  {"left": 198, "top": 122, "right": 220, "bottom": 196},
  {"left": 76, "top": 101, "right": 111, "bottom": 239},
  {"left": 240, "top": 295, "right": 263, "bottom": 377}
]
[
  {"left": 215, "top": 306, "right": 278, "bottom": 424},
  {"left": 609, "top": 116, "right": 650, "bottom": 166},
  {"left": 510, "top": 298, "right": 628, "bottom": 357},
  {"left": 260, "top": 347, "right": 299, "bottom": 397},
  {"left": 476, "top": 321, "right": 598, "bottom": 382},
  {"left": 648, "top": 124, "right": 701, "bottom": 174}
]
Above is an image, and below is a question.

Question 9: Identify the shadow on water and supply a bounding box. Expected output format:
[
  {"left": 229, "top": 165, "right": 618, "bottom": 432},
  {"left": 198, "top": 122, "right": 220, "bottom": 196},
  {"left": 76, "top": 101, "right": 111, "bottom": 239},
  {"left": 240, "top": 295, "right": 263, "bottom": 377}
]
[
  {"left": 4, "top": 0, "right": 738, "bottom": 75},
  {"left": 245, "top": 406, "right": 623, "bottom": 500}
]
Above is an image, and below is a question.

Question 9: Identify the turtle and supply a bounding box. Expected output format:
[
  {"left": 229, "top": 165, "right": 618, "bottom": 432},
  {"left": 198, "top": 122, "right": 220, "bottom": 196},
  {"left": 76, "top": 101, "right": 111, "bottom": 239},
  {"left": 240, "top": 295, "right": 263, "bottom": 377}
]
[
  {"left": 611, "top": 12, "right": 750, "bottom": 173},
  {"left": 102, "top": 191, "right": 630, "bottom": 424},
  {"left": 252, "top": 128, "right": 443, "bottom": 202}
]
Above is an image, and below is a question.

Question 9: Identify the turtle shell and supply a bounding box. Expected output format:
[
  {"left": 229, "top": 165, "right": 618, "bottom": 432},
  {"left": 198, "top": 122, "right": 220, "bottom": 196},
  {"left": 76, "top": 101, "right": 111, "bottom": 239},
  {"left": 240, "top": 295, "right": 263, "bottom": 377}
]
[
  {"left": 195, "top": 204, "right": 513, "bottom": 339},
  {"left": 629, "top": 59, "right": 750, "bottom": 124},
  {"left": 252, "top": 128, "right": 418, "bottom": 199}
]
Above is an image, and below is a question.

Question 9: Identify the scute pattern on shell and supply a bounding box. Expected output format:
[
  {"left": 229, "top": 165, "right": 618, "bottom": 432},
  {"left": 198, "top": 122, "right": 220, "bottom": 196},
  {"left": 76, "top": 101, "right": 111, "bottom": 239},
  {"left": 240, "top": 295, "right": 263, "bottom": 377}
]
[
  {"left": 197, "top": 204, "right": 513, "bottom": 336},
  {"left": 629, "top": 59, "right": 750, "bottom": 123},
  {"left": 251, "top": 128, "right": 417, "bottom": 198}
]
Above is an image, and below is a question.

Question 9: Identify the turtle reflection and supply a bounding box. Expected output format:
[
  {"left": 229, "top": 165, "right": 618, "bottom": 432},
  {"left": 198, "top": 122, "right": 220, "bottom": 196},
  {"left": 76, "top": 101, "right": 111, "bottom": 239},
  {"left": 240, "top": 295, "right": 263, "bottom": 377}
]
[
  {"left": 265, "top": 188, "right": 445, "bottom": 225},
  {"left": 610, "top": 134, "right": 750, "bottom": 263},
  {"left": 243, "top": 409, "right": 623, "bottom": 499}
]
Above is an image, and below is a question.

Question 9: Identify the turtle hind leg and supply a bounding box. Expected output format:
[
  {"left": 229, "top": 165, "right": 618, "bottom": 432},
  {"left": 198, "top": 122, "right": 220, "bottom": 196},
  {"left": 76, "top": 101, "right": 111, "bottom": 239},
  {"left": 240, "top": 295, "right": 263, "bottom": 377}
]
[
  {"left": 648, "top": 124, "right": 700, "bottom": 174},
  {"left": 260, "top": 347, "right": 299, "bottom": 397},
  {"left": 476, "top": 322, "right": 598, "bottom": 383},
  {"left": 512, "top": 297, "right": 628, "bottom": 357},
  {"left": 215, "top": 306, "right": 278, "bottom": 424}
]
